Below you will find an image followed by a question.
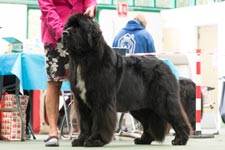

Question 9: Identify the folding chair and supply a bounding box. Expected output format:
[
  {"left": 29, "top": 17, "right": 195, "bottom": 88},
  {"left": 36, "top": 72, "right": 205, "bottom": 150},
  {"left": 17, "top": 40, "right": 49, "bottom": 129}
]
[{"left": 59, "top": 91, "right": 79, "bottom": 139}]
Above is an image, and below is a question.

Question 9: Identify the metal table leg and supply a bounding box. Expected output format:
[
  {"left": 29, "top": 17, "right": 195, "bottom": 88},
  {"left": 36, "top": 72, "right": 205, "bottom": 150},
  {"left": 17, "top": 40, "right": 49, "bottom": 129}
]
[
  {"left": 15, "top": 78, "right": 26, "bottom": 141},
  {"left": 0, "top": 76, "right": 28, "bottom": 141}
]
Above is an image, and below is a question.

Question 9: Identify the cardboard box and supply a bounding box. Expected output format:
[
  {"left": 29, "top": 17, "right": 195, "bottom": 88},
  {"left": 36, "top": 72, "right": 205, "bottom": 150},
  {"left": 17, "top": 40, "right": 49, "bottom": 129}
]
[{"left": 2, "top": 37, "right": 23, "bottom": 53}]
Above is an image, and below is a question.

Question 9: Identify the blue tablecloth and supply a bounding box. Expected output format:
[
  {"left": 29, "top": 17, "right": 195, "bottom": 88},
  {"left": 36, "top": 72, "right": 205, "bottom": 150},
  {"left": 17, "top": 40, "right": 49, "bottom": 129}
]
[{"left": 0, "top": 53, "right": 70, "bottom": 91}]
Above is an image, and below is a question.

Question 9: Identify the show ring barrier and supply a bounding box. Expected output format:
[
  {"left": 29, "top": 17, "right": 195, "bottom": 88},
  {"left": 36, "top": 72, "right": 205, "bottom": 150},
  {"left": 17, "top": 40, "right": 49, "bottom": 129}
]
[{"left": 192, "top": 49, "right": 214, "bottom": 138}]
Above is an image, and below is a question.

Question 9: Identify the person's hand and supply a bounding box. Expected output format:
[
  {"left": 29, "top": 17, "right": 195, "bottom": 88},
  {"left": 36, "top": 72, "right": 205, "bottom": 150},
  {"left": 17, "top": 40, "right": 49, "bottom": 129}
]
[{"left": 84, "top": 5, "right": 96, "bottom": 18}]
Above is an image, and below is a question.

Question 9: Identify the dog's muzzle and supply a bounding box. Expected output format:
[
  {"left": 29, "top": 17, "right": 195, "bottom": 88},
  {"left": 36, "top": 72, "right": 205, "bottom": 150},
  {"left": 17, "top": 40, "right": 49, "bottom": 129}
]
[{"left": 61, "top": 30, "right": 70, "bottom": 50}]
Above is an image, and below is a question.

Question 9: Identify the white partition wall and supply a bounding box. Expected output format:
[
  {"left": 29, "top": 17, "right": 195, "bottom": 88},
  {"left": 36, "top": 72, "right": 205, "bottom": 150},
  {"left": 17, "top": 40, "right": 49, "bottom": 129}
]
[
  {"left": 0, "top": 4, "right": 27, "bottom": 54},
  {"left": 0, "top": 4, "right": 27, "bottom": 39}
]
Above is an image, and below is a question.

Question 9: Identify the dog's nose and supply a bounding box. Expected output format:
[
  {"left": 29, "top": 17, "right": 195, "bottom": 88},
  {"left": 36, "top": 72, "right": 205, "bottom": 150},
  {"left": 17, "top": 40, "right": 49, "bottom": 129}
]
[{"left": 63, "top": 30, "right": 70, "bottom": 36}]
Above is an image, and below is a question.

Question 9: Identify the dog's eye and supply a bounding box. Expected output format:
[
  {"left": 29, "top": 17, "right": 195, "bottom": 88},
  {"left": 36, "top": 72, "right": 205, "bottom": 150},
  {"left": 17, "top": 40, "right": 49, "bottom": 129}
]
[
  {"left": 63, "top": 30, "right": 70, "bottom": 37},
  {"left": 63, "top": 27, "right": 74, "bottom": 36}
]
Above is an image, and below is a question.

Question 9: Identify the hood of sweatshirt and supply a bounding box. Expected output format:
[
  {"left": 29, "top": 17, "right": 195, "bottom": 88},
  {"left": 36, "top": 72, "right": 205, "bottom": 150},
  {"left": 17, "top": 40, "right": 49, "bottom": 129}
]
[{"left": 123, "top": 20, "right": 144, "bottom": 31}]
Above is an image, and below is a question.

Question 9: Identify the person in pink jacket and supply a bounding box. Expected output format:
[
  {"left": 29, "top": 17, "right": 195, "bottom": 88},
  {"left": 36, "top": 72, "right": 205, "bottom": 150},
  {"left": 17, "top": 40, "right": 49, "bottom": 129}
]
[{"left": 38, "top": 0, "right": 97, "bottom": 147}]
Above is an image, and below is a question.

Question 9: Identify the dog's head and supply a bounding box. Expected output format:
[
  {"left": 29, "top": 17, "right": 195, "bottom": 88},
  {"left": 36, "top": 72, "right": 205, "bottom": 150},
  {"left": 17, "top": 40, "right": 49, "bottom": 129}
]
[{"left": 62, "top": 13, "right": 102, "bottom": 55}]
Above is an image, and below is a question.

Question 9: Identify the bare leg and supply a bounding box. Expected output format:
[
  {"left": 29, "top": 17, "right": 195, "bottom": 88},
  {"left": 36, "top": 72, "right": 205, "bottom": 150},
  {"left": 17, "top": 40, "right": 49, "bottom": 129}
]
[
  {"left": 45, "top": 81, "right": 62, "bottom": 139},
  {"left": 74, "top": 99, "right": 80, "bottom": 133}
]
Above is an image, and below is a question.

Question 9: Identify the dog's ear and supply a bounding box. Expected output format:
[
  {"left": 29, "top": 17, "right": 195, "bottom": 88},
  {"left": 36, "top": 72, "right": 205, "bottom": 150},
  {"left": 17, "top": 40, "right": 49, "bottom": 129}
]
[
  {"left": 87, "top": 22, "right": 102, "bottom": 48},
  {"left": 87, "top": 32, "right": 94, "bottom": 48}
]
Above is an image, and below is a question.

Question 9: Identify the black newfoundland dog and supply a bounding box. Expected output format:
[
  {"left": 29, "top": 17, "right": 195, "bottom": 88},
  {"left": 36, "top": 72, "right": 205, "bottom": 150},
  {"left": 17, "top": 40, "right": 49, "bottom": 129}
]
[
  {"left": 62, "top": 13, "right": 192, "bottom": 147},
  {"left": 179, "top": 77, "right": 198, "bottom": 131}
]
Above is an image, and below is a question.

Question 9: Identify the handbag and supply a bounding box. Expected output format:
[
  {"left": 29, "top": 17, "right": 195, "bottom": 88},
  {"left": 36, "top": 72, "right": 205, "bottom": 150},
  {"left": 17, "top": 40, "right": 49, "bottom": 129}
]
[{"left": 0, "top": 93, "right": 29, "bottom": 141}]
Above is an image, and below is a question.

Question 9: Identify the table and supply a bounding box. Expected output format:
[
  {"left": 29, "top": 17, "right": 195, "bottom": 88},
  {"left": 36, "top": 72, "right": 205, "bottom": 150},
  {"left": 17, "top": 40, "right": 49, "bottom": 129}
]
[
  {"left": 0, "top": 52, "right": 70, "bottom": 141},
  {"left": 0, "top": 52, "right": 70, "bottom": 91}
]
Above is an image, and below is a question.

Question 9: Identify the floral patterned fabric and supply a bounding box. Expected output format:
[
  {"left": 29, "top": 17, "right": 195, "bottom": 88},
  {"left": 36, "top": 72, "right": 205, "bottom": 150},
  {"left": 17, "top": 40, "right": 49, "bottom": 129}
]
[{"left": 44, "top": 43, "right": 69, "bottom": 81}]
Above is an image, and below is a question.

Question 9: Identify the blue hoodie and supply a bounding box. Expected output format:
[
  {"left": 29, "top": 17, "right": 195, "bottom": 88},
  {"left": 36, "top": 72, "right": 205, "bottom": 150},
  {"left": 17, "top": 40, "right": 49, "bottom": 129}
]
[{"left": 112, "top": 20, "right": 156, "bottom": 54}]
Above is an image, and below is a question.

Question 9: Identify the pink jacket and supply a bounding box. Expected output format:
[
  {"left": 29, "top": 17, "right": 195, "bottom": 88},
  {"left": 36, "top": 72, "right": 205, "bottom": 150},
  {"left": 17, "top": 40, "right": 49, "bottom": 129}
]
[{"left": 38, "top": 0, "right": 97, "bottom": 44}]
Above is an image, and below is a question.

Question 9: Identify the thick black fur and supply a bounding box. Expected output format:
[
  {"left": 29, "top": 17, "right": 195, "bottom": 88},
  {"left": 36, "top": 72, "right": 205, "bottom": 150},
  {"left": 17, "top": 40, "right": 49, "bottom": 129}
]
[
  {"left": 179, "top": 77, "right": 198, "bottom": 131},
  {"left": 62, "top": 13, "right": 192, "bottom": 147}
]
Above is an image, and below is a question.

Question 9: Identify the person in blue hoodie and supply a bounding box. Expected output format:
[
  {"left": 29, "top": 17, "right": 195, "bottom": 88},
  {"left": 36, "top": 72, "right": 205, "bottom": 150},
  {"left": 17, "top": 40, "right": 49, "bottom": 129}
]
[{"left": 113, "top": 14, "right": 156, "bottom": 54}]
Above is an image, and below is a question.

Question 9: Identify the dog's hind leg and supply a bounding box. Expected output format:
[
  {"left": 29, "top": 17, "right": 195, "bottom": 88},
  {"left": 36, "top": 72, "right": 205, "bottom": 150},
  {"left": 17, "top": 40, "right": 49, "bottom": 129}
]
[
  {"left": 130, "top": 109, "right": 167, "bottom": 145},
  {"left": 169, "top": 110, "right": 191, "bottom": 145},
  {"left": 163, "top": 95, "right": 192, "bottom": 145}
]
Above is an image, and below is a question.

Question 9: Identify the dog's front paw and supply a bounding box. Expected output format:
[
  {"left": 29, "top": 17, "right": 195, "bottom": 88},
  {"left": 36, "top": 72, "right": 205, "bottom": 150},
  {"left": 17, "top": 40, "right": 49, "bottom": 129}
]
[
  {"left": 172, "top": 137, "right": 188, "bottom": 145},
  {"left": 71, "top": 138, "right": 84, "bottom": 147},
  {"left": 84, "top": 139, "right": 105, "bottom": 147}
]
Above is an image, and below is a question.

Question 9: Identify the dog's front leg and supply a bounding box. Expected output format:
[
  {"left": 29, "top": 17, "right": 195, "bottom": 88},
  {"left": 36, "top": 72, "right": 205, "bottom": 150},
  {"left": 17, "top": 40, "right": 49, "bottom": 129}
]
[
  {"left": 83, "top": 103, "right": 117, "bottom": 147},
  {"left": 71, "top": 104, "right": 92, "bottom": 147}
]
